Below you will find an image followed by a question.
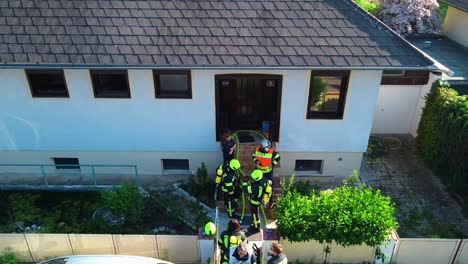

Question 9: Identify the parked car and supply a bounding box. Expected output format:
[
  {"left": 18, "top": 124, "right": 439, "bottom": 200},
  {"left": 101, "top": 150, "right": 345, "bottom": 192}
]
[{"left": 37, "top": 255, "right": 174, "bottom": 264}]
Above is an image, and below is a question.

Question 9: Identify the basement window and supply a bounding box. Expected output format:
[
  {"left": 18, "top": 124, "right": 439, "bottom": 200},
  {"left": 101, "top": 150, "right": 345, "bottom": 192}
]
[
  {"left": 53, "top": 158, "right": 80, "bottom": 170},
  {"left": 26, "top": 69, "right": 69, "bottom": 98},
  {"left": 154, "top": 70, "right": 192, "bottom": 98},
  {"left": 162, "top": 159, "right": 190, "bottom": 171},
  {"left": 295, "top": 160, "right": 323, "bottom": 173},
  {"left": 90, "top": 70, "right": 131, "bottom": 98}
]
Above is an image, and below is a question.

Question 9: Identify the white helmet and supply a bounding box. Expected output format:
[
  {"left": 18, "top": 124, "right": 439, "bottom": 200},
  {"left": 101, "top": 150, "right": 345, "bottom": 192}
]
[{"left": 260, "top": 139, "right": 271, "bottom": 149}]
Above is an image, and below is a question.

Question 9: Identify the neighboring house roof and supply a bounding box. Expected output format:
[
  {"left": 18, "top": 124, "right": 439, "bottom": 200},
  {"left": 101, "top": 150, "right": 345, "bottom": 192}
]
[
  {"left": 409, "top": 37, "right": 468, "bottom": 81},
  {"left": 440, "top": 0, "right": 468, "bottom": 12},
  {"left": 0, "top": 0, "right": 436, "bottom": 69}
]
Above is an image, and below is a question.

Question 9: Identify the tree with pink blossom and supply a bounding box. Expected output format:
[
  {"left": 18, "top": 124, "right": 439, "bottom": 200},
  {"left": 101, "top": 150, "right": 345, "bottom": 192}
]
[{"left": 378, "top": 0, "right": 442, "bottom": 35}]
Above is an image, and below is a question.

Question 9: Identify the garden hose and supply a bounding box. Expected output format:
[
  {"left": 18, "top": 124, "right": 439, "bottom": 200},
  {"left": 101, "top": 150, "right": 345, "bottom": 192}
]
[
  {"left": 259, "top": 204, "right": 268, "bottom": 228},
  {"left": 232, "top": 130, "right": 267, "bottom": 223}
]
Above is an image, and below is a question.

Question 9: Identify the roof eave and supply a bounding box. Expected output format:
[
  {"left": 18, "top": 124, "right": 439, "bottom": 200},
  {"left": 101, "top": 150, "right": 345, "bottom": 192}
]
[{"left": 0, "top": 63, "right": 444, "bottom": 72}]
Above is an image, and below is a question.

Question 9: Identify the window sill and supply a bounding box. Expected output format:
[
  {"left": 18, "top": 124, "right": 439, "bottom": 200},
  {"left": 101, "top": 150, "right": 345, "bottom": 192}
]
[
  {"left": 294, "top": 171, "right": 325, "bottom": 177},
  {"left": 162, "top": 170, "right": 190, "bottom": 175}
]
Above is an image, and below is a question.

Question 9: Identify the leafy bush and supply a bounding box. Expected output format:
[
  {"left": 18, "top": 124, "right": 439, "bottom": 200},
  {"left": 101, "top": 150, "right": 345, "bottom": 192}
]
[
  {"left": 102, "top": 183, "right": 145, "bottom": 225},
  {"left": 8, "top": 193, "right": 41, "bottom": 224},
  {"left": 379, "top": 0, "right": 442, "bottom": 35},
  {"left": 275, "top": 171, "right": 398, "bottom": 259},
  {"left": 41, "top": 199, "right": 99, "bottom": 233},
  {"left": 417, "top": 80, "right": 468, "bottom": 191},
  {"left": 354, "top": 0, "right": 382, "bottom": 16},
  {"left": 281, "top": 178, "right": 320, "bottom": 196},
  {"left": 0, "top": 250, "right": 19, "bottom": 264},
  {"left": 180, "top": 163, "right": 216, "bottom": 207}
]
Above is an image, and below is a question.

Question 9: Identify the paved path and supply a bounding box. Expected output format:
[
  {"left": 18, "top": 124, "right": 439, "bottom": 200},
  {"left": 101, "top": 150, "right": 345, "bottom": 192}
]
[{"left": 360, "top": 135, "right": 468, "bottom": 238}]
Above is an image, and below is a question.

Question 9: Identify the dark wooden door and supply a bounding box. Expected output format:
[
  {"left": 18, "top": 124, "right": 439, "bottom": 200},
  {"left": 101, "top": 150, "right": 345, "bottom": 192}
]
[{"left": 215, "top": 75, "right": 282, "bottom": 141}]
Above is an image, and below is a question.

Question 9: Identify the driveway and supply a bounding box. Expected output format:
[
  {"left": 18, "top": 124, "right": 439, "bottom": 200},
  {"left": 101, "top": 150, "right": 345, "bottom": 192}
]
[{"left": 360, "top": 135, "right": 468, "bottom": 238}]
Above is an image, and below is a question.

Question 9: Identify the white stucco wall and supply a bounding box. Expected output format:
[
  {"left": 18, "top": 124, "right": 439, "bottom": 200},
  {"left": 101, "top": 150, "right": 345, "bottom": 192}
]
[
  {"left": 0, "top": 69, "right": 218, "bottom": 152},
  {"left": 443, "top": 6, "right": 468, "bottom": 48},
  {"left": 0, "top": 68, "right": 382, "bottom": 177},
  {"left": 279, "top": 70, "right": 382, "bottom": 153}
]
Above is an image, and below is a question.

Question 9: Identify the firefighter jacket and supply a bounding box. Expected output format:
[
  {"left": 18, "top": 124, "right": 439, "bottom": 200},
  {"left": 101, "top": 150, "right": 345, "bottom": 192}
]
[
  {"left": 221, "top": 168, "right": 237, "bottom": 195},
  {"left": 242, "top": 177, "right": 269, "bottom": 205},
  {"left": 252, "top": 147, "right": 280, "bottom": 173}
]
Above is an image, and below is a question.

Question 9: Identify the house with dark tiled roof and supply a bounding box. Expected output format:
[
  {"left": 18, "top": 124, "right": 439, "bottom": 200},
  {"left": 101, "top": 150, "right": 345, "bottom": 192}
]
[
  {"left": 0, "top": 0, "right": 449, "bottom": 182},
  {"left": 441, "top": 0, "right": 468, "bottom": 48}
]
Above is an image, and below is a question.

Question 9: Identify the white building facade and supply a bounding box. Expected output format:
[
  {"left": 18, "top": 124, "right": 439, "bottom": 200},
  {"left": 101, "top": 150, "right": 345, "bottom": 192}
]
[{"left": 0, "top": 68, "right": 383, "bottom": 178}]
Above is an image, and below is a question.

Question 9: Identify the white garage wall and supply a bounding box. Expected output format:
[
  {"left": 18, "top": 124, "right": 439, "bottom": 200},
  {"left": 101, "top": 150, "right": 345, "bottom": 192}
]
[
  {"left": 372, "top": 73, "right": 439, "bottom": 136},
  {"left": 371, "top": 85, "right": 422, "bottom": 134}
]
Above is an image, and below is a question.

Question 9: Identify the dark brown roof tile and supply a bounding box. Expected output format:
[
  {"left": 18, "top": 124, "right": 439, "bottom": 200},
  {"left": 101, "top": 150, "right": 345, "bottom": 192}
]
[{"left": 0, "top": 0, "right": 432, "bottom": 67}]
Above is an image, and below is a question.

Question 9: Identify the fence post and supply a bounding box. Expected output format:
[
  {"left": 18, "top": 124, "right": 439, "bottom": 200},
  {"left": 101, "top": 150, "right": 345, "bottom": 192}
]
[
  {"left": 134, "top": 166, "right": 140, "bottom": 186},
  {"left": 40, "top": 165, "right": 48, "bottom": 186},
  {"left": 91, "top": 166, "right": 96, "bottom": 186}
]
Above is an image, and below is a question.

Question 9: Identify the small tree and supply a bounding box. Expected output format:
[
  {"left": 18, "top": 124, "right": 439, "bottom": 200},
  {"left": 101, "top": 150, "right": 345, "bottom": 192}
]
[
  {"left": 275, "top": 171, "right": 398, "bottom": 263},
  {"left": 180, "top": 162, "right": 216, "bottom": 207},
  {"left": 102, "top": 183, "right": 145, "bottom": 225}
]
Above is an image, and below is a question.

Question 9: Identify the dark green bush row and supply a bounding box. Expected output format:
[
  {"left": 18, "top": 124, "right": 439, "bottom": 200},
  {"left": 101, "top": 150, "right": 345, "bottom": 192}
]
[{"left": 417, "top": 80, "right": 468, "bottom": 191}]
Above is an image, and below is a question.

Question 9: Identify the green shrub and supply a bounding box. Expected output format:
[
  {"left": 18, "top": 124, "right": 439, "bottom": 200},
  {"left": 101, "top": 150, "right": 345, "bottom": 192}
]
[
  {"left": 102, "top": 183, "right": 145, "bottom": 225},
  {"left": 417, "top": 80, "right": 468, "bottom": 191},
  {"left": 180, "top": 163, "right": 216, "bottom": 207},
  {"left": 275, "top": 171, "right": 398, "bottom": 260},
  {"left": 8, "top": 193, "right": 41, "bottom": 224},
  {"left": 354, "top": 0, "right": 382, "bottom": 16},
  {"left": 0, "top": 250, "right": 19, "bottom": 264}
]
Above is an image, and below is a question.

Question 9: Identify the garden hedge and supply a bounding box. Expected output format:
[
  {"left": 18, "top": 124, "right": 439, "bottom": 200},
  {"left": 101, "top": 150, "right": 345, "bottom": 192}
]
[{"left": 417, "top": 80, "right": 468, "bottom": 191}]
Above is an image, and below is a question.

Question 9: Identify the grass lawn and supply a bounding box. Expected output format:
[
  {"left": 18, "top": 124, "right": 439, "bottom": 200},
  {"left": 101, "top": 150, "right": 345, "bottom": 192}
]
[{"left": 439, "top": 2, "right": 449, "bottom": 21}]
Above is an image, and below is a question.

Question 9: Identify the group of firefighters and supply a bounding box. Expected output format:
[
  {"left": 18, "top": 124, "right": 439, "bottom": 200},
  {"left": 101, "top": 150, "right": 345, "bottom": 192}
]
[{"left": 213, "top": 130, "right": 286, "bottom": 264}]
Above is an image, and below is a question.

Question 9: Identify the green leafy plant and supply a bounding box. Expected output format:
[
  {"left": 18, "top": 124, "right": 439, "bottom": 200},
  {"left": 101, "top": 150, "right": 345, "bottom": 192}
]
[
  {"left": 8, "top": 193, "right": 41, "bottom": 224},
  {"left": 417, "top": 80, "right": 468, "bottom": 192},
  {"left": 180, "top": 163, "right": 216, "bottom": 207},
  {"left": 354, "top": 0, "right": 382, "bottom": 16},
  {"left": 0, "top": 250, "right": 19, "bottom": 264},
  {"left": 275, "top": 171, "right": 398, "bottom": 263},
  {"left": 101, "top": 183, "right": 145, "bottom": 225}
]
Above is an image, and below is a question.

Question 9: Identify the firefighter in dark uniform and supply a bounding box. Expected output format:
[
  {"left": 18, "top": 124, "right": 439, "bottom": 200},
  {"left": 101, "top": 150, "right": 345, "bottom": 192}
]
[
  {"left": 216, "top": 159, "right": 242, "bottom": 219},
  {"left": 242, "top": 169, "right": 272, "bottom": 233},
  {"left": 218, "top": 219, "right": 247, "bottom": 264}
]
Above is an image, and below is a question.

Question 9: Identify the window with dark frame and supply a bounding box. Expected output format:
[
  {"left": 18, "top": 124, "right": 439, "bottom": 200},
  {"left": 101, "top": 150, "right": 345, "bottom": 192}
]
[
  {"left": 382, "top": 70, "right": 406, "bottom": 77},
  {"left": 295, "top": 160, "right": 323, "bottom": 172},
  {"left": 53, "top": 158, "right": 80, "bottom": 170},
  {"left": 154, "top": 70, "right": 192, "bottom": 98},
  {"left": 26, "top": 69, "right": 69, "bottom": 98},
  {"left": 162, "top": 159, "right": 190, "bottom": 171},
  {"left": 307, "top": 70, "right": 349, "bottom": 119},
  {"left": 380, "top": 70, "right": 429, "bottom": 85},
  {"left": 90, "top": 70, "right": 131, "bottom": 98}
]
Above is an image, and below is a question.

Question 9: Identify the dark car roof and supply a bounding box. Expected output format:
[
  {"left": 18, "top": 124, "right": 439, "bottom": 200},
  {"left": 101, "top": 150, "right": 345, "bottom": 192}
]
[{"left": 0, "top": 0, "right": 434, "bottom": 69}]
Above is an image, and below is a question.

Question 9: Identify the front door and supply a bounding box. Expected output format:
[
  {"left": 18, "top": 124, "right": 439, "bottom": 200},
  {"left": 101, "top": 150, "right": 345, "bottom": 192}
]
[{"left": 215, "top": 74, "right": 282, "bottom": 142}]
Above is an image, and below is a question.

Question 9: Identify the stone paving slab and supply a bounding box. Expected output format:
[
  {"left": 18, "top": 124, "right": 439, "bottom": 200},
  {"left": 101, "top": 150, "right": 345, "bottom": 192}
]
[{"left": 360, "top": 135, "right": 468, "bottom": 238}]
